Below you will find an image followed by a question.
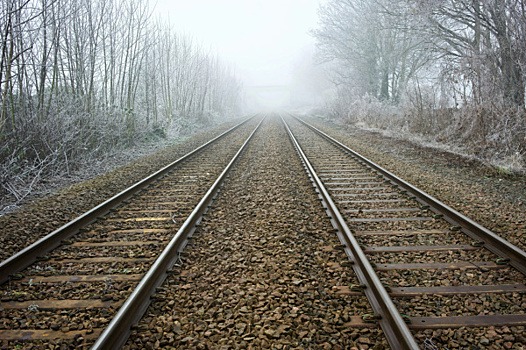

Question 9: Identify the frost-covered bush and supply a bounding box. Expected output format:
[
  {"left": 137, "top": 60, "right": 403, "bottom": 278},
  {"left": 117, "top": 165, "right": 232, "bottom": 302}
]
[{"left": 323, "top": 94, "right": 526, "bottom": 173}]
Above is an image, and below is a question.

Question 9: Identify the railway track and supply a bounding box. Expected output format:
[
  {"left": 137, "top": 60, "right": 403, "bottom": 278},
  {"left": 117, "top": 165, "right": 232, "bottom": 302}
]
[
  {"left": 284, "top": 116, "right": 526, "bottom": 349},
  {"left": 123, "top": 116, "right": 389, "bottom": 349},
  {"left": 1, "top": 115, "right": 525, "bottom": 349},
  {"left": 0, "top": 117, "right": 263, "bottom": 349}
]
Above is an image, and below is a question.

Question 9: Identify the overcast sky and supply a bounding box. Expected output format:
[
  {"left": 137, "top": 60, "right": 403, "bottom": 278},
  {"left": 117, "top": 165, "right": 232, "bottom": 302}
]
[{"left": 152, "top": 0, "right": 322, "bottom": 87}]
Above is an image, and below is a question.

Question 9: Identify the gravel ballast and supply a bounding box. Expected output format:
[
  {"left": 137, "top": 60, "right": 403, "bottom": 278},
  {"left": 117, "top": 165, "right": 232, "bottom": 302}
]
[
  {"left": 305, "top": 116, "right": 526, "bottom": 252},
  {"left": 1, "top": 113, "right": 525, "bottom": 348},
  {"left": 0, "top": 120, "right": 242, "bottom": 262},
  {"left": 125, "top": 117, "right": 388, "bottom": 349}
]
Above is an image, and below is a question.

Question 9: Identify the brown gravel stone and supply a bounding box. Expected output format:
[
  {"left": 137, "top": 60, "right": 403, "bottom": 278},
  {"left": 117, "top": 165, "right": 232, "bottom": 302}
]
[
  {"left": 295, "top": 116, "right": 526, "bottom": 349},
  {"left": 0, "top": 120, "right": 241, "bottom": 262},
  {"left": 124, "top": 117, "right": 388, "bottom": 349},
  {"left": 5, "top": 113, "right": 524, "bottom": 349},
  {"left": 305, "top": 116, "right": 526, "bottom": 252}
]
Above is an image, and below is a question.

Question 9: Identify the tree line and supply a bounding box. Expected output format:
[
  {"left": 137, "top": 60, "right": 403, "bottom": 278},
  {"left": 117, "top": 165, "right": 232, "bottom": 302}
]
[
  {"left": 314, "top": 0, "right": 525, "bottom": 170},
  {"left": 0, "top": 0, "right": 243, "bottom": 202}
]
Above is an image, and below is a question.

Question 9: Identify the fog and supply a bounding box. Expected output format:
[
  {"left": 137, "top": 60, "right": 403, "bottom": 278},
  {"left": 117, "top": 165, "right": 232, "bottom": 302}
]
[{"left": 153, "top": 0, "right": 326, "bottom": 111}]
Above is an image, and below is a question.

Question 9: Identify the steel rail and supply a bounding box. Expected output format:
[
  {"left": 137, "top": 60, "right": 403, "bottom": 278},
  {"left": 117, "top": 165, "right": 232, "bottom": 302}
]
[
  {"left": 91, "top": 118, "right": 264, "bottom": 349},
  {"left": 282, "top": 116, "right": 420, "bottom": 350},
  {"left": 294, "top": 116, "right": 526, "bottom": 276},
  {"left": 0, "top": 117, "right": 254, "bottom": 285}
]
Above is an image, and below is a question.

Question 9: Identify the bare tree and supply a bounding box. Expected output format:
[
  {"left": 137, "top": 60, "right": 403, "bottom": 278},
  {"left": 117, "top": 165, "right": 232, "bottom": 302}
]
[
  {"left": 1, "top": 0, "right": 244, "bottom": 206},
  {"left": 313, "top": 0, "right": 525, "bottom": 171},
  {"left": 416, "top": 0, "right": 526, "bottom": 107},
  {"left": 314, "top": 0, "right": 431, "bottom": 103}
]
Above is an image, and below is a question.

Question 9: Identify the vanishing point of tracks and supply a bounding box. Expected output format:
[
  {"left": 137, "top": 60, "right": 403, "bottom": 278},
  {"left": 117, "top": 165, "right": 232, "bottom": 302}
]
[{"left": 1, "top": 115, "right": 525, "bottom": 349}]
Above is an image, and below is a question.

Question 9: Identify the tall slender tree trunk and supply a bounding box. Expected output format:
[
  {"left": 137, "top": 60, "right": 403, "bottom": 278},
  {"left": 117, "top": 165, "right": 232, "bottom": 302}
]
[{"left": 491, "top": 3, "right": 525, "bottom": 107}]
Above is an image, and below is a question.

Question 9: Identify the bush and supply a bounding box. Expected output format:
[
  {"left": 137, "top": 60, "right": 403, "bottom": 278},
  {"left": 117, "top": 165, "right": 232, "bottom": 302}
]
[{"left": 324, "top": 94, "right": 526, "bottom": 173}]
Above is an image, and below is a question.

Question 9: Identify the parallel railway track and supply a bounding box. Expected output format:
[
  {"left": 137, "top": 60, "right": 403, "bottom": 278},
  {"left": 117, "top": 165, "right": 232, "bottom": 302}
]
[
  {"left": 284, "top": 116, "right": 526, "bottom": 349},
  {"left": 1, "top": 114, "right": 524, "bottom": 349},
  {"left": 0, "top": 117, "right": 263, "bottom": 349}
]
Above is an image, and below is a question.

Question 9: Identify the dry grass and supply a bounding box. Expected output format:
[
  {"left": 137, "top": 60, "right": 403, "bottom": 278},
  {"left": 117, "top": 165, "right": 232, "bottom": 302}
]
[{"left": 327, "top": 97, "right": 526, "bottom": 173}]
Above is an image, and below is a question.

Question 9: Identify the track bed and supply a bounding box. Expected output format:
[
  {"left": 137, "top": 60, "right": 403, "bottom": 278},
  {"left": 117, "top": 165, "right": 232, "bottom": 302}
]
[
  {"left": 1, "top": 115, "right": 525, "bottom": 349},
  {"left": 286, "top": 116, "right": 526, "bottom": 350},
  {"left": 124, "top": 117, "right": 388, "bottom": 349}
]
